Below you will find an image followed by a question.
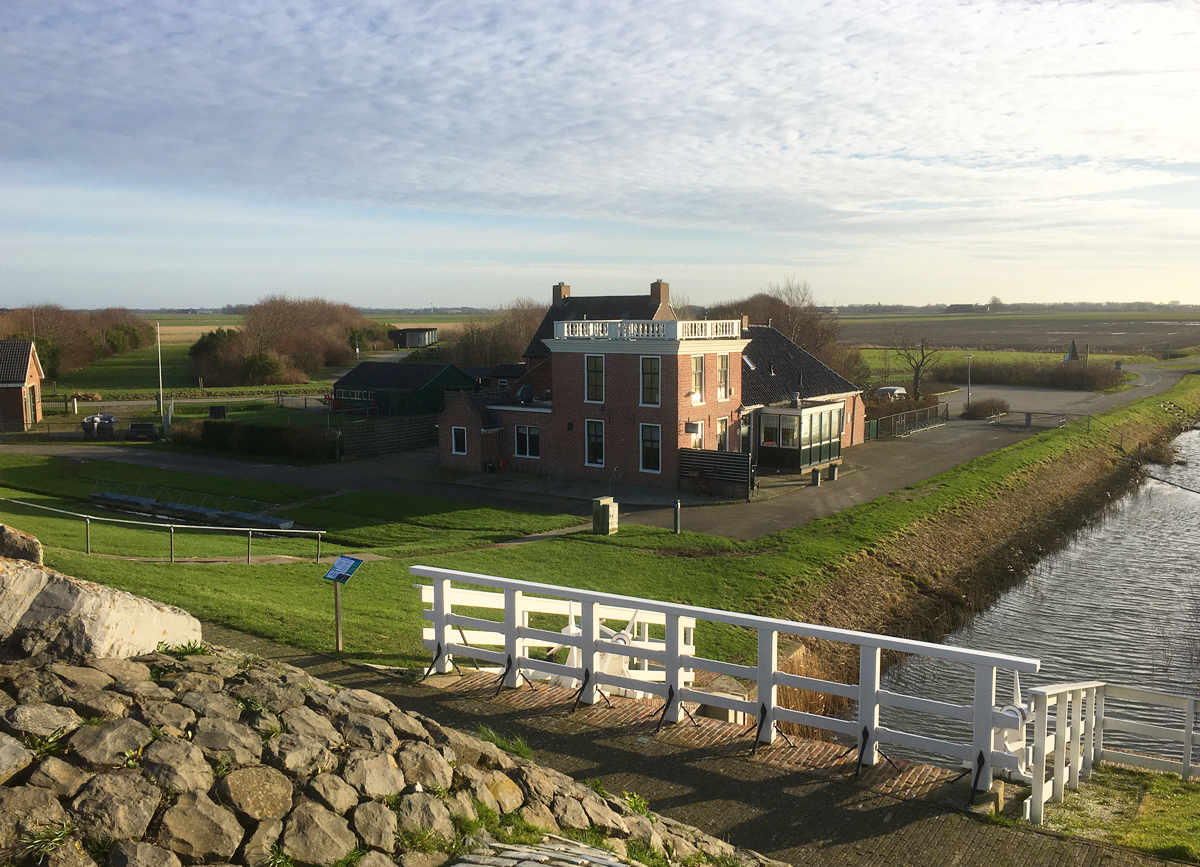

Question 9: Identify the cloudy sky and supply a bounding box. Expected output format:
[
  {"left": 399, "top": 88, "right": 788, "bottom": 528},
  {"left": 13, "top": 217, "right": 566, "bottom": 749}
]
[{"left": 2, "top": 0, "right": 1197, "bottom": 309}]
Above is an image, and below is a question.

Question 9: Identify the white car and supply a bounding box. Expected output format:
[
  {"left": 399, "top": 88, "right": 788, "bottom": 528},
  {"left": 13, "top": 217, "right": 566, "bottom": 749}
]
[{"left": 875, "top": 386, "right": 908, "bottom": 401}]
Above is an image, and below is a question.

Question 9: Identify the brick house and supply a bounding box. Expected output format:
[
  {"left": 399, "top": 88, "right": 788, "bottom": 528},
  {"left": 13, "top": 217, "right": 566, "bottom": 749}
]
[
  {"left": 0, "top": 340, "right": 44, "bottom": 432},
  {"left": 438, "top": 282, "right": 864, "bottom": 489}
]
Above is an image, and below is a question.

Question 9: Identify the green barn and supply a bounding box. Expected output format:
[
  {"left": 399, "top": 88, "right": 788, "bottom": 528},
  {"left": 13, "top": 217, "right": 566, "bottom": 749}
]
[{"left": 333, "top": 362, "right": 478, "bottom": 415}]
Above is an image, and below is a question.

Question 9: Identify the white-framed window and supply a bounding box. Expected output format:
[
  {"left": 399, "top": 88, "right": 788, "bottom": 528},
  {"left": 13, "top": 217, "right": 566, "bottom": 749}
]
[
  {"left": 717, "top": 418, "right": 729, "bottom": 451},
  {"left": 691, "top": 356, "right": 705, "bottom": 402},
  {"left": 585, "top": 419, "right": 605, "bottom": 466},
  {"left": 497, "top": 379, "right": 508, "bottom": 388},
  {"left": 452, "top": 427, "right": 467, "bottom": 455},
  {"left": 640, "top": 424, "right": 661, "bottom": 473},
  {"left": 640, "top": 356, "right": 660, "bottom": 406},
  {"left": 690, "top": 420, "right": 703, "bottom": 450},
  {"left": 717, "top": 354, "right": 729, "bottom": 400},
  {"left": 515, "top": 424, "right": 540, "bottom": 458},
  {"left": 585, "top": 355, "right": 605, "bottom": 403}
]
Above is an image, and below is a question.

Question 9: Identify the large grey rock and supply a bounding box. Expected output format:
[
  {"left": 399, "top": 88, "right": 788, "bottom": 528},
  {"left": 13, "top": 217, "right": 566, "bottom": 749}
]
[
  {"left": 336, "top": 688, "right": 395, "bottom": 717},
  {"left": 46, "top": 834, "right": 95, "bottom": 867},
  {"left": 623, "top": 813, "right": 666, "bottom": 854},
  {"left": 109, "top": 840, "right": 183, "bottom": 867},
  {"left": 304, "top": 773, "right": 359, "bottom": 815},
  {"left": 182, "top": 691, "right": 243, "bottom": 721},
  {"left": 451, "top": 765, "right": 499, "bottom": 815},
  {"left": 229, "top": 680, "right": 305, "bottom": 714},
  {"left": 140, "top": 736, "right": 214, "bottom": 794},
  {"left": 0, "top": 560, "right": 201, "bottom": 658},
  {"left": 113, "top": 680, "right": 176, "bottom": 702},
  {"left": 360, "top": 852, "right": 401, "bottom": 867},
  {"left": 243, "top": 708, "right": 282, "bottom": 738},
  {"left": 0, "top": 785, "right": 71, "bottom": 848},
  {"left": 158, "top": 792, "right": 244, "bottom": 864},
  {"left": 7, "top": 668, "right": 65, "bottom": 703},
  {"left": 551, "top": 795, "right": 590, "bottom": 831},
  {"left": 0, "top": 731, "right": 34, "bottom": 784},
  {"left": 47, "top": 662, "right": 113, "bottom": 690},
  {"left": 0, "top": 524, "right": 42, "bottom": 565},
  {"left": 238, "top": 818, "right": 282, "bottom": 867},
  {"left": 27, "top": 756, "right": 94, "bottom": 797},
  {"left": 134, "top": 700, "right": 197, "bottom": 735},
  {"left": 352, "top": 800, "right": 397, "bottom": 853},
  {"left": 340, "top": 750, "right": 406, "bottom": 799},
  {"left": 334, "top": 712, "right": 399, "bottom": 753},
  {"left": 385, "top": 711, "right": 433, "bottom": 745},
  {"left": 88, "top": 658, "right": 152, "bottom": 683},
  {"left": 192, "top": 717, "right": 262, "bottom": 767},
  {"left": 441, "top": 727, "right": 513, "bottom": 771},
  {"left": 281, "top": 801, "right": 357, "bottom": 867},
  {"left": 518, "top": 799, "right": 559, "bottom": 833},
  {"left": 581, "top": 794, "right": 629, "bottom": 837},
  {"left": 63, "top": 686, "right": 133, "bottom": 720},
  {"left": 70, "top": 771, "right": 161, "bottom": 839},
  {"left": 395, "top": 741, "right": 452, "bottom": 791},
  {"left": 68, "top": 717, "right": 152, "bottom": 767},
  {"left": 512, "top": 766, "right": 557, "bottom": 806},
  {"left": 214, "top": 766, "right": 293, "bottom": 821},
  {"left": 444, "top": 790, "right": 476, "bottom": 822},
  {"left": 394, "top": 792, "right": 454, "bottom": 839},
  {"left": 281, "top": 706, "right": 344, "bottom": 749},
  {"left": 5, "top": 701, "right": 82, "bottom": 737},
  {"left": 263, "top": 734, "right": 337, "bottom": 779},
  {"left": 485, "top": 771, "right": 524, "bottom": 813},
  {"left": 159, "top": 671, "right": 223, "bottom": 695}
]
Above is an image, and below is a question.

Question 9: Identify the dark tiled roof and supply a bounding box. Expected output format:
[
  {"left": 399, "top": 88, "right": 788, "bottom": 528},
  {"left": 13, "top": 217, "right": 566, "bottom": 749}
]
[
  {"left": 740, "top": 326, "right": 859, "bottom": 407},
  {"left": 0, "top": 340, "right": 34, "bottom": 384},
  {"left": 335, "top": 362, "right": 454, "bottom": 391},
  {"left": 523, "top": 296, "right": 675, "bottom": 359},
  {"left": 469, "top": 391, "right": 508, "bottom": 429},
  {"left": 510, "top": 357, "right": 553, "bottom": 400}
]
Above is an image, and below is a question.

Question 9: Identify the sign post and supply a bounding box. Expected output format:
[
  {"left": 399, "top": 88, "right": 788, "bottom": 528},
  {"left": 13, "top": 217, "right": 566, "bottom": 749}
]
[{"left": 322, "top": 555, "right": 363, "bottom": 652}]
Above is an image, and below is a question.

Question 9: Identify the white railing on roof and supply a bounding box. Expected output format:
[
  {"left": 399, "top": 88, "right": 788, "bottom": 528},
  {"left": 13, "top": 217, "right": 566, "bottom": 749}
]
[
  {"left": 554, "top": 320, "right": 742, "bottom": 341},
  {"left": 411, "top": 565, "right": 1039, "bottom": 792}
]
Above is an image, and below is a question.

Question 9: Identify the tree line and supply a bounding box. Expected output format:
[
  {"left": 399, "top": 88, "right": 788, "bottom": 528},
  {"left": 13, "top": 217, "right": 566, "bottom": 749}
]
[{"left": 0, "top": 305, "right": 154, "bottom": 379}]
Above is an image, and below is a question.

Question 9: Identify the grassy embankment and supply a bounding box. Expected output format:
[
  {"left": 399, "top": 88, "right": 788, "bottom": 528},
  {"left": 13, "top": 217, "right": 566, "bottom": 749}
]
[{"left": 4, "top": 374, "right": 1198, "bottom": 673}]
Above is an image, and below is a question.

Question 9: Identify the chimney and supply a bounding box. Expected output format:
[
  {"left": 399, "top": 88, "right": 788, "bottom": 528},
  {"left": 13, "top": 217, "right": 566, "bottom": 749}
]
[
  {"left": 553, "top": 282, "right": 570, "bottom": 304},
  {"left": 741, "top": 314, "right": 749, "bottom": 333},
  {"left": 650, "top": 279, "right": 669, "bottom": 306}
]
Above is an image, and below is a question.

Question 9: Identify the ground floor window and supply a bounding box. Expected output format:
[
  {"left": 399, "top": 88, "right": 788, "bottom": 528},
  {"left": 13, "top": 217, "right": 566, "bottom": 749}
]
[
  {"left": 690, "top": 421, "right": 703, "bottom": 450},
  {"left": 515, "top": 424, "right": 540, "bottom": 458},
  {"left": 717, "top": 418, "right": 728, "bottom": 451},
  {"left": 586, "top": 419, "right": 604, "bottom": 466},
  {"left": 641, "top": 424, "right": 661, "bottom": 472},
  {"left": 452, "top": 426, "right": 467, "bottom": 455}
]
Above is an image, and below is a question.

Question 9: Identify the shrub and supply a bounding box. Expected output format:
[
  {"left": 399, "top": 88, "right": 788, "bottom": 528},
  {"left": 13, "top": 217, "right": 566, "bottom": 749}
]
[
  {"left": 961, "top": 398, "right": 1009, "bottom": 419},
  {"left": 932, "top": 360, "right": 1125, "bottom": 391}
]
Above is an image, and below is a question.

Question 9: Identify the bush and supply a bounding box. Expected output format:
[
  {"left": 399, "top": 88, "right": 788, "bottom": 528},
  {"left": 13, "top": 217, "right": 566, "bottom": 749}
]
[
  {"left": 932, "top": 360, "right": 1124, "bottom": 391},
  {"left": 961, "top": 398, "right": 1009, "bottom": 419},
  {"left": 168, "top": 419, "right": 338, "bottom": 461}
]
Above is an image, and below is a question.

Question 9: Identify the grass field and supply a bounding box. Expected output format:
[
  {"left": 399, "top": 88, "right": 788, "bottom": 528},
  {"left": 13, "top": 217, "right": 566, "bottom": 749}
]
[
  {"left": 9, "top": 374, "right": 1196, "bottom": 670},
  {"left": 860, "top": 348, "right": 1156, "bottom": 370},
  {"left": 57, "top": 342, "right": 195, "bottom": 393}
]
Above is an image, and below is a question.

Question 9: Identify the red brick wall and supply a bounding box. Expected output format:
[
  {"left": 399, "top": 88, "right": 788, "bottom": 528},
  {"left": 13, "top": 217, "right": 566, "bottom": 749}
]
[
  {"left": 842, "top": 394, "right": 866, "bottom": 447},
  {"left": 492, "top": 408, "right": 552, "bottom": 474},
  {"left": 0, "top": 389, "right": 25, "bottom": 431},
  {"left": 438, "top": 391, "right": 497, "bottom": 472},
  {"left": 676, "top": 349, "right": 743, "bottom": 459}
]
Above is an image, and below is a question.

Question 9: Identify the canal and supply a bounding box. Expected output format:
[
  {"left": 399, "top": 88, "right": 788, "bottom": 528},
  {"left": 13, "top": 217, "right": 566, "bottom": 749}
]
[{"left": 880, "top": 427, "right": 1200, "bottom": 766}]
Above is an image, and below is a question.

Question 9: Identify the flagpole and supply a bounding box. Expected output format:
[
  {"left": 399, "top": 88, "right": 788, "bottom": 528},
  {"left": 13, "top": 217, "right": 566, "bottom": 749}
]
[{"left": 157, "top": 322, "right": 164, "bottom": 417}]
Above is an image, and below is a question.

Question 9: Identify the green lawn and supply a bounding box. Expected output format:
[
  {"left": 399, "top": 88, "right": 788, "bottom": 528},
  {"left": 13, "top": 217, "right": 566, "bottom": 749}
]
[{"left": 57, "top": 342, "right": 195, "bottom": 394}]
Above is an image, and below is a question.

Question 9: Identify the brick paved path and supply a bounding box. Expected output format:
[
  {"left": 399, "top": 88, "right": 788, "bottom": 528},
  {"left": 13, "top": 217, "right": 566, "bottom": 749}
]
[{"left": 205, "top": 624, "right": 1169, "bottom": 867}]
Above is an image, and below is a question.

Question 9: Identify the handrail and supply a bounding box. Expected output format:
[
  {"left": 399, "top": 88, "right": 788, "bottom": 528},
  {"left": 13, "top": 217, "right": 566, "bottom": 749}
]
[{"left": 412, "top": 564, "right": 1039, "bottom": 789}]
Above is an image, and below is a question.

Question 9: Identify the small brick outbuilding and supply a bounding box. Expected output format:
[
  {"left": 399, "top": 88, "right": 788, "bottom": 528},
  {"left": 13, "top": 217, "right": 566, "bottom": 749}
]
[{"left": 0, "top": 340, "right": 43, "bottom": 432}]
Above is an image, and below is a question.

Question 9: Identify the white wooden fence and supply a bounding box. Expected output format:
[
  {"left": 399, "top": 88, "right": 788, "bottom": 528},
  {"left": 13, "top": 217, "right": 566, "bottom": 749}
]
[
  {"left": 1028, "top": 681, "right": 1200, "bottom": 824},
  {"left": 411, "top": 565, "right": 1040, "bottom": 790}
]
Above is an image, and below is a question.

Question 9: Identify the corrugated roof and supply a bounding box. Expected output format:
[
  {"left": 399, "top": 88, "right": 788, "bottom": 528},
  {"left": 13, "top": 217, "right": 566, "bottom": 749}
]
[
  {"left": 740, "top": 326, "right": 858, "bottom": 407},
  {"left": 0, "top": 340, "right": 35, "bottom": 384},
  {"left": 523, "top": 295, "right": 675, "bottom": 359},
  {"left": 335, "top": 362, "right": 453, "bottom": 391}
]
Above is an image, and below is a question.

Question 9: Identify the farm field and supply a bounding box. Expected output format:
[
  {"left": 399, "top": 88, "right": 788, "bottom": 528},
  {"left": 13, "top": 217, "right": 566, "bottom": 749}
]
[{"left": 840, "top": 312, "right": 1200, "bottom": 355}]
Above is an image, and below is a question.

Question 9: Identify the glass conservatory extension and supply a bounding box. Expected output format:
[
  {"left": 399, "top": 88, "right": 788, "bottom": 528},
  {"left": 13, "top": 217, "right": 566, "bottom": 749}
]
[{"left": 757, "top": 401, "right": 844, "bottom": 470}]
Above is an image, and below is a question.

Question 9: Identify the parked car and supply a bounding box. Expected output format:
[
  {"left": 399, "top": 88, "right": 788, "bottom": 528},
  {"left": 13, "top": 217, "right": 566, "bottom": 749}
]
[
  {"left": 81, "top": 414, "right": 117, "bottom": 439},
  {"left": 126, "top": 422, "right": 160, "bottom": 441},
  {"left": 875, "top": 386, "right": 908, "bottom": 401}
]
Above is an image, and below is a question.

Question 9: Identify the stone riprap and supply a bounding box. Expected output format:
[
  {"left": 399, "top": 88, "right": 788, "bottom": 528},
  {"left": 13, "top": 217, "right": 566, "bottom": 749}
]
[
  {"left": 0, "top": 644, "right": 787, "bottom": 867},
  {"left": 0, "top": 560, "right": 201, "bottom": 661},
  {"left": 0, "top": 526, "right": 42, "bottom": 567}
]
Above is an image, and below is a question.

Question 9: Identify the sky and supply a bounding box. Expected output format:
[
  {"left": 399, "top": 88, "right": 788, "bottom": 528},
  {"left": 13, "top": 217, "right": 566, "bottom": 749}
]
[{"left": 2, "top": 1, "right": 1198, "bottom": 310}]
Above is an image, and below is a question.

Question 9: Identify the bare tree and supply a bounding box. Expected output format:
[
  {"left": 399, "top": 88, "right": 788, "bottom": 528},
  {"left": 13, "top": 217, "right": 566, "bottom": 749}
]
[
  {"left": 448, "top": 298, "right": 547, "bottom": 367},
  {"left": 891, "top": 327, "right": 942, "bottom": 398}
]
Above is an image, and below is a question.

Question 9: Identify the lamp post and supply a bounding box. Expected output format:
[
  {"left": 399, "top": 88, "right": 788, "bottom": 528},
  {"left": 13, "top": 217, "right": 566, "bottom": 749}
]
[{"left": 965, "top": 354, "right": 974, "bottom": 408}]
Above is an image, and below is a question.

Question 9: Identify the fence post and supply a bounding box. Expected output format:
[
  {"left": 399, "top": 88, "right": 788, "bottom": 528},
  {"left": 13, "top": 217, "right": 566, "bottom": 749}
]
[
  {"left": 1068, "top": 687, "right": 1084, "bottom": 789},
  {"left": 431, "top": 575, "right": 453, "bottom": 674},
  {"left": 85, "top": 517, "right": 91, "bottom": 554},
  {"left": 972, "top": 664, "right": 996, "bottom": 792},
  {"left": 858, "top": 645, "right": 881, "bottom": 767},
  {"left": 757, "top": 629, "right": 777, "bottom": 745},
  {"left": 580, "top": 600, "right": 600, "bottom": 705},
  {"left": 1031, "top": 692, "right": 1049, "bottom": 824},
  {"left": 1052, "top": 695, "right": 1068, "bottom": 803},
  {"left": 1082, "top": 685, "right": 1096, "bottom": 777},
  {"left": 316, "top": 532, "right": 322, "bottom": 563},
  {"left": 664, "top": 613, "right": 685, "bottom": 724},
  {"left": 503, "top": 588, "right": 524, "bottom": 689},
  {"left": 1185, "top": 698, "right": 1196, "bottom": 782},
  {"left": 170, "top": 525, "right": 175, "bottom": 563},
  {"left": 247, "top": 530, "right": 252, "bottom": 565}
]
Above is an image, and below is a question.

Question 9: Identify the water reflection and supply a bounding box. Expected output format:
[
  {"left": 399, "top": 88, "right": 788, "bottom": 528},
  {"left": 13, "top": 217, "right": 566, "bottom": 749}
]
[{"left": 880, "top": 429, "right": 1200, "bottom": 766}]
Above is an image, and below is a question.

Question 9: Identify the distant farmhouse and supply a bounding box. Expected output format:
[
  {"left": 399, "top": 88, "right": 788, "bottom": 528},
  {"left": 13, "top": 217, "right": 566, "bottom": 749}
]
[
  {"left": 439, "top": 281, "right": 864, "bottom": 490},
  {"left": 0, "top": 339, "right": 44, "bottom": 432},
  {"left": 388, "top": 327, "right": 439, "bottom": 349}
]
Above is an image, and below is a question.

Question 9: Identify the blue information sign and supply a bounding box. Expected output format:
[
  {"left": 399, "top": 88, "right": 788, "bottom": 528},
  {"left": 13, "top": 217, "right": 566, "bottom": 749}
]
[{"left": 323, "top": 555, "right": 363, "bottom": 584}]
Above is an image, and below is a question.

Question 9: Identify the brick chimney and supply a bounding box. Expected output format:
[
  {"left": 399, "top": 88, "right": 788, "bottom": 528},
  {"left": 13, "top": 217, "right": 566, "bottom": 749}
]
[
  {"left": 650, "top": 279, "right": 669, "bottom": 306},
  {"left": 741, "top": 314, "right": 749, "bottom": 333},
  {"left": 553, "top": 282, "right": 570, "bottom": 304}
]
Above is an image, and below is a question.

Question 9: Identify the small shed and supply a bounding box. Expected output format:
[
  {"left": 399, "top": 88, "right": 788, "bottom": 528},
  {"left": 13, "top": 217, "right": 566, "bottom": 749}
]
[
  {"left": 0, "top": 340, "right": 44, "bottom": 432},
  {"left": 333, "top": 362, "right": 477, "bottom": 415},
  {"left": 388, "top": 327, "right": 439, "bottom": 349}
]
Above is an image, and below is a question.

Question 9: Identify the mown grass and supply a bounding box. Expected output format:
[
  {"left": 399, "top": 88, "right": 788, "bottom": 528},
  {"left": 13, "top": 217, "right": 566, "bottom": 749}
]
[
  {"left": 21, "top": 376, "right": 1200, "bottom": 670},
  {"left": 57, "top": 342, "right": 195, "bottom": 393},
  {"left": 1044, "top": 764, "right": 1200, "bottom": 862}
]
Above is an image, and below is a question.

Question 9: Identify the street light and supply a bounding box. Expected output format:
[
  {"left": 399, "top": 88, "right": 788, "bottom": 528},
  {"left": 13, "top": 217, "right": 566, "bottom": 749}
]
[{"left": 965, "top": 354, "right": 974, "bottom": 408}]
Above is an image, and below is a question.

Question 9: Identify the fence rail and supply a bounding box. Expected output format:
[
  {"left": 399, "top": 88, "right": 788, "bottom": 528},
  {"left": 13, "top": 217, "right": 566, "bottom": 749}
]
[
  {"left": 0, "top": 496, "right": 324, "bottom": 564},
  {"left": 412, "top": 565, "right": 1039, "bottom": 790},
  {"left": 872, "top": 403, "right": 950, "bottom": 438}
]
